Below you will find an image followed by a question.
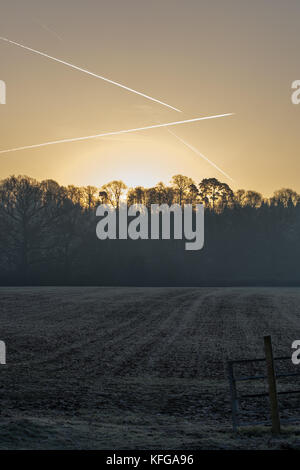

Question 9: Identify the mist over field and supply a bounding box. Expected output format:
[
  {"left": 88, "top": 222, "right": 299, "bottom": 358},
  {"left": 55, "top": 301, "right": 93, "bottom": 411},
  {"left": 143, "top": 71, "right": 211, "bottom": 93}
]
[
  {"left": 1, "top": 176, "right": 300, "bottom": 449},
  {"left": 0, "top": 286, "right": 299, "bottom": 449},
  {"left": 1, "top": 176, "right": 300, "bottom": 287}
]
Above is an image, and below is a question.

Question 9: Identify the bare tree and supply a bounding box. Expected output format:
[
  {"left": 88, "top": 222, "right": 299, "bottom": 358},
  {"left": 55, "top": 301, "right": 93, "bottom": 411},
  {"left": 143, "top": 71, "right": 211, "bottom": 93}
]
[
  {"left": 0, "top": 176, "right": 45, "bottom": 281},
  {"left": 100, "top": 180, "right": 127, "bottom": 209},
  {"left": 171, "top": 175, "right": 194, "bottom": 206},
  {"left": 243, "top": 190, "right": 263, "bottom": 208},
  {"left": 199, "top": 178, "right": 233, "bottom": 210},
  {"left": 271, "top": 188, "right": 300, "bottom": 208},
  {"left": 81, "top": 186, "right": 99, "bottom": 210}
]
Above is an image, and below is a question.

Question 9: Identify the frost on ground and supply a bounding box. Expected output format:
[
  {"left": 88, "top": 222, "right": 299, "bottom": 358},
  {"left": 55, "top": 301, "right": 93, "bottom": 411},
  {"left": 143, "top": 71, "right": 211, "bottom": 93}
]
[{"left": 0, "top": 286, "right": 299, "bottom": 449}]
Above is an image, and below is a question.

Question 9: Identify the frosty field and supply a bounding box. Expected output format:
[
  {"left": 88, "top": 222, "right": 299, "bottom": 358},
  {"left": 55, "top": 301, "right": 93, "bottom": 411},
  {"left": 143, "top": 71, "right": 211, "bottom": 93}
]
[{"left": 0, "top": 286, "right": 299, "bottom": 449}]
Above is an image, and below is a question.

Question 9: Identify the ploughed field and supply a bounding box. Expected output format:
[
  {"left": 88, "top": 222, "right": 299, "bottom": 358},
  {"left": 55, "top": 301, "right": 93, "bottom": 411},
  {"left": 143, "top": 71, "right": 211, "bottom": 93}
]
[{"left": 0, "top": 286, "right": 300, "bottom": 449}]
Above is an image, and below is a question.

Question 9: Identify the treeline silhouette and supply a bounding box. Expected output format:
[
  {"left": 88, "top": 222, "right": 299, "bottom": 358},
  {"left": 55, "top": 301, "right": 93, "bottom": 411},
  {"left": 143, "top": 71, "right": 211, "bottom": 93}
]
[{"left": 1, "top": 174, "right": 300, "bottom": 286}]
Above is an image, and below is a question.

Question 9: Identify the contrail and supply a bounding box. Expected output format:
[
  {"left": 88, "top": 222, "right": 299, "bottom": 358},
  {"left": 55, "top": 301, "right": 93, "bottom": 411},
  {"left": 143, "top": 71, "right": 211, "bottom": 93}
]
[
  {"left": 166, "top": 128, "right": 235, "bottom": 183},
  {"left": 34, "top": 20, "right": 63, "bottom": 42},
  {"left": 0, "top": 113, "right": 234, "bottom": 155},
  {"left": 0, "top": 36, "right": 181, "bottom": 112}
]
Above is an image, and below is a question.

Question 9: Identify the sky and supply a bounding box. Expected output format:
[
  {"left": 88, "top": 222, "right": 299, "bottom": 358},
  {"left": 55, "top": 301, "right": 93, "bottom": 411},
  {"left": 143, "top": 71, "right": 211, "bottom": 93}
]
[{"left": 0, "top": 0, "right": 300, "bottom": 196}]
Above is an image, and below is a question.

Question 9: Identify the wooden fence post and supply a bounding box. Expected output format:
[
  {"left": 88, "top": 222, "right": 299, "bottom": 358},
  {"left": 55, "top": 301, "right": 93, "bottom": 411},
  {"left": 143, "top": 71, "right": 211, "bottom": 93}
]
[{"left": 264, "top": 335, "right": 281, "bottom": 434}]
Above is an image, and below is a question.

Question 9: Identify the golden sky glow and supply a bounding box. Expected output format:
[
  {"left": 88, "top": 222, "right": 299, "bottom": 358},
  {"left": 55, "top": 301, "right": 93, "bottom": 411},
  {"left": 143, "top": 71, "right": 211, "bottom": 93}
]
[{"left": 1, "top": 0, "right": 300, "bottom": 195}]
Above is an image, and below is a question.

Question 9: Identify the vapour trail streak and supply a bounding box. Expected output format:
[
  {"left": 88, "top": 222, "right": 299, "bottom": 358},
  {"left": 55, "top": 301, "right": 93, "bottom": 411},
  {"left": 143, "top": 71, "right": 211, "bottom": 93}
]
[
  {"left": 0, "top": 36, "right": 181, "bottom": 112},
  {"left": 165, "top": 128, "right": 235, "bottom": 183},
  {"left": 0, "top": 114, "right": 234, "bottom": 155},
  {"left": 34, "top": 20, "right": 63, "bottom": 42}
]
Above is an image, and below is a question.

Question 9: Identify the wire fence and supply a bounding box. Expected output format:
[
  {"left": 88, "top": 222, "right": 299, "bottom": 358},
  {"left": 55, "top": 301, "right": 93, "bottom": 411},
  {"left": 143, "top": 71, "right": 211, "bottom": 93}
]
[{"left": 227, "top": 336, "right": 300, "bottom": 433}]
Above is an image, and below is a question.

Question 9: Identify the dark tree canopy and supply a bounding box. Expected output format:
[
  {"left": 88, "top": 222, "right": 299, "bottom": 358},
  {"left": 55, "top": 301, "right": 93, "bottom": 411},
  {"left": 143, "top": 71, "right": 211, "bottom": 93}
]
[{"left": 0, "top": 174, "right": 300, "bottom": 286}]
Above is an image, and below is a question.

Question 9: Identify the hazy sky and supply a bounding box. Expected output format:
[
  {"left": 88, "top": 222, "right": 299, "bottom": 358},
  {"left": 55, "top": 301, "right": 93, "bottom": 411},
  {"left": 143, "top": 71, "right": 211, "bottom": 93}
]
[{"left": 1, "top": 0, "right": 300, "bottom": 195}]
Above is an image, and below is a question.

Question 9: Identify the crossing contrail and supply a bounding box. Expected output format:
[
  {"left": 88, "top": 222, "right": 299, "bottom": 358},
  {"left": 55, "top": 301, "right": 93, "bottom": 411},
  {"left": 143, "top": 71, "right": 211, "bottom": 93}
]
[
  {"left": 34, "top": 20, "right": 63, "bottom": 42},
  {"left": 0, "top": 36, "right": 181, "bottom": 112},
  {"left": 0, "top": 113, "right": 234, "bottom": 155},
  {"left": 166, "top": 128, "right": 235, "bottom": 183}
]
